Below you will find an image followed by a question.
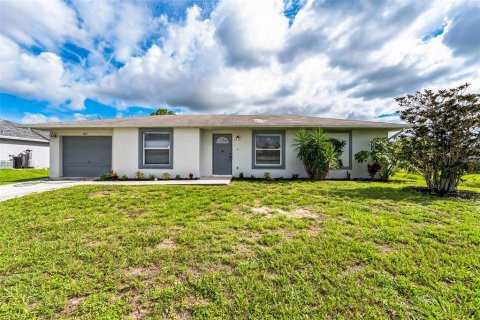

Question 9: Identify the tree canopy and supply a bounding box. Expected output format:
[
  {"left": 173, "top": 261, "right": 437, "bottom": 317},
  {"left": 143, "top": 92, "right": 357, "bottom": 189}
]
[
  {"left": 395, "top": 83, "right": 480, "bottom": 194},
  {"left": 150, "top": 108, "right": 175, "bottom": 115}
]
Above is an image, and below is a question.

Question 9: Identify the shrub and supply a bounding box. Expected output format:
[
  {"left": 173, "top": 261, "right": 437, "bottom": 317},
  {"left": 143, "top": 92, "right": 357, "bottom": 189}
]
[
  {"left": 396, "top": 83, "right": 480, "bottom": 194},
  {"left": 354, "top": 138, "right": 401, "bottom": 181},
  {"left": 175, "top": 174, "right": 181, "bottom": 180},
  {"left": 188, "top": 172, "right": 194, "bottom": 180},
  {"left": 293, "top": 128, "right": 340, "bottom": 180},
  {"left": 239, "top": 172, "right": 244, "bottom": 179},
  {"left": 148, "top": 174, "right": 156, "bottom": 180},
  {"left": 250, "top": 175, "right": 255, "bottom": 179},
  {"left": 120, "top": 174, "right": 128, "bottom": 181},
  {"left": 161, "top": 172, "right": 170, "bottom": 180},
  {"left": 135, "top": 171, "right": 145, "bottom": 180},
  {"left": 264, "top": 172, "right": 271, "bottom": 180},
  {"left": 291, "top": 173, "right": 299, "bottom": 180},
  {"left": 100, "top": 170, "right": 118, "bottom": 181}
]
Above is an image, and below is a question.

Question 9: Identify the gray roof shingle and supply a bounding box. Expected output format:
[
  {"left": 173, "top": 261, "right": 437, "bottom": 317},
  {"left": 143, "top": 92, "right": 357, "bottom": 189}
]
[
  {"left": 0, "top": 119, "right": 50, "bottom": 142},
  {"left": 24, "top": 114, "right": 408, "bottom": 130}
]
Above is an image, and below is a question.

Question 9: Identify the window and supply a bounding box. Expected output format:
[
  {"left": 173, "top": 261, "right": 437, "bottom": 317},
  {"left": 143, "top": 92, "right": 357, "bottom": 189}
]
[
  {"left": 139, "top": 129, "right": 173, "bottom": 168},
  {"left": 252, "top": 131, "right": 285, "bottom": 169}
]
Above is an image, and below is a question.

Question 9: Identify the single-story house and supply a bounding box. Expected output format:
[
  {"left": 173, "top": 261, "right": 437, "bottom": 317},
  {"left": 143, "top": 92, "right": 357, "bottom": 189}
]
[
  {"left": 26, "top": 115, "right": 406, "bottom": 179},
  {"left": 0, "top": 119, "right": 50, "bottom": 168}
]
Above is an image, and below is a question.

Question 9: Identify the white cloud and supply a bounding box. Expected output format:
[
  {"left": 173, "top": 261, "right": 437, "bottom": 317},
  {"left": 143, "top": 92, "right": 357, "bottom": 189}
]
[
  {"left": 0, "top": 0, "right": 79, "bottom": 48},
  {"left": 21, "top": 113, "right": 60, "bottom": 124},
  {"left": 0, "top": 35, "right": 86, "bottom": 110},
  {"left": 1, "top": 0, "right": 479, "bottom": 121}
]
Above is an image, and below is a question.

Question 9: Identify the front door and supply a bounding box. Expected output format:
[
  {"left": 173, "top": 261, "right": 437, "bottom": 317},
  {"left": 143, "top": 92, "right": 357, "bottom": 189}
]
[{"left": 213, "top": 134, "right": 232, "bottom": 175}]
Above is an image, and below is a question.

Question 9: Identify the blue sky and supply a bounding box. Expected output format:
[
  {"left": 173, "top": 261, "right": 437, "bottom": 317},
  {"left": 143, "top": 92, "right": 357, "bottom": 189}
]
[{"left": 0, "top": 0, "right": 479, "bottom": 124}]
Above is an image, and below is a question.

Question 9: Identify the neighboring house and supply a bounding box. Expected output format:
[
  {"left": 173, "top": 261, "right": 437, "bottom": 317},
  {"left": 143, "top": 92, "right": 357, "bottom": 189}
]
[
  {"left": 0, "top": 119, "right": 50, "bottom": 168},
  {"left": 27, "top": 115, "right": 406, "bottom": 179}
]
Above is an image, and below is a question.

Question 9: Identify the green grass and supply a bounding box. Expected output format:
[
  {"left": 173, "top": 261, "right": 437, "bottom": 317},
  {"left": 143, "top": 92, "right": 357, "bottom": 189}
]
[
  {"left": 0, "top": 179, "right": 479, "bottom": 319},
  {"left": 0, "top": 169, "right": 49, "bottom": 185},
  {"left": 392, "top": 172, "right": 480, "bottom": 191}
]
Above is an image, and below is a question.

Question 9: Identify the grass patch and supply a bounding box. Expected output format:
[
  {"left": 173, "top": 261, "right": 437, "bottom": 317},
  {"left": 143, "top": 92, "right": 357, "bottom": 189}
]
[
  {"left": 0, "top": 179, "right": 479, "bottom": 318},
  {"left": 0, "top": 169, "right": 49, "bottom": 185}
]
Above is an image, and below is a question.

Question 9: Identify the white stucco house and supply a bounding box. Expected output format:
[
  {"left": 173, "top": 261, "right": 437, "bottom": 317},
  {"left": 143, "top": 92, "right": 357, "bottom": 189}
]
[
  {"left": 0, "top": 119, "right": 50, "bottom": 168},
  {"left": 27, "top": 115, "right": 406, "bottom": 179}
]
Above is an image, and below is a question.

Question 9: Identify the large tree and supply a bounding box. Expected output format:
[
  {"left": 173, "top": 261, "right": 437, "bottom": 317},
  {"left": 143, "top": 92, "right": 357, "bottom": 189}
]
[
  {"left": 395, "top": 83, "right": 480, "bottom": 194},
  {"left": 150, "top": 108, "right": 175, "bottom": 115}
]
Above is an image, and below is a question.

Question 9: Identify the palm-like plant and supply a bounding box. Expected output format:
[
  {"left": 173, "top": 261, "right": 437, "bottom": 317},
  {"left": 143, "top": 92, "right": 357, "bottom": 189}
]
[{"left": 293, "top": 128, "right": 340, "bottom": 180}]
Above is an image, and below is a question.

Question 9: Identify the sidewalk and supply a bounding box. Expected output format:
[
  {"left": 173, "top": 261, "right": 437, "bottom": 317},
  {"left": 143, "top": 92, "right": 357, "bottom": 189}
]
[{"left": 0, "top": 177, "right": 231, "bottom": 202}]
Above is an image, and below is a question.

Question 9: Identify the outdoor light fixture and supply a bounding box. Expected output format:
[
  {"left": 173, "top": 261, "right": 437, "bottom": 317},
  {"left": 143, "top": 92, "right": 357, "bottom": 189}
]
[{"left": 236, "top": 135, "right": 240, "bottom": 141}]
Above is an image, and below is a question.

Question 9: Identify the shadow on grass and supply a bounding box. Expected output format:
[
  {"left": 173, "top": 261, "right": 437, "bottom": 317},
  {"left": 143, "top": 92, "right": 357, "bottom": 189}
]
[{"left": 237, "top": 179, "right": 452, "bottom": 205}]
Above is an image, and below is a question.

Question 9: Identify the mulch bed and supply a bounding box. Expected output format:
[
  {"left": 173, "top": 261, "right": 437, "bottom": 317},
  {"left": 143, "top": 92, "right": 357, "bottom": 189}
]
[{"left": 404, "top": 186, "right": 479, "bottom": 200}]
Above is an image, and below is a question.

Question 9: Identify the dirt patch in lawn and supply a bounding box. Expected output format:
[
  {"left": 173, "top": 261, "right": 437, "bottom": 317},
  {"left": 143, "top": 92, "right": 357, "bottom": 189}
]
[
  {"left": 156, "top": 238, "right": 177, "bottom": 250},
  {"left": 377, "top": 243, "right": 395, "bottom": 254},
  {"left": 125, "top": 266, "right": 159, "bottom": 277},
  {"left": 89, "top": 190, "right": 122, "bottom": 198},
  {"left": 61, "top": 296, "right": 84, "bottom": 315},
  {"left": 250, "top": 206, "right": 318, "bottom": 219},
  {"left": 341, "top": 264, "right": 366, "bottom": 277},
  {"left": 126, "top": 296, "right": 151, "bottom": 320}
]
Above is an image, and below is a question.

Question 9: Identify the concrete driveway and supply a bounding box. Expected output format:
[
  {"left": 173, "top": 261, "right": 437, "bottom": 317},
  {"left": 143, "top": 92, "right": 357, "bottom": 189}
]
[{"left": 0, "top": 177, "right": 231, "bottom": 202}]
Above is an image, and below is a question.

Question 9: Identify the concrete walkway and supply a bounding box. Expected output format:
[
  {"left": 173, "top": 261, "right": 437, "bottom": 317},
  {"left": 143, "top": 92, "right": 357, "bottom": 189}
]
[{"left": 0, "top": 177, "right": 231, "bottom": 202}]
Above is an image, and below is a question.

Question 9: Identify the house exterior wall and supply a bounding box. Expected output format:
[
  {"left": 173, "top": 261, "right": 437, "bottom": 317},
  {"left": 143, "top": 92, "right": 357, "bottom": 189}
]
[
  {"left": 48, "top": 127, "right": 389, "bottom": 179},
  {"left": 112, "top": 127, "right": 200, "bottom": 178},
  {"left": 200, "top": 129, "right": 388, "bottom": 179},
  {"left": 0, "top": 138, "right": 50, "bottom": 168}
]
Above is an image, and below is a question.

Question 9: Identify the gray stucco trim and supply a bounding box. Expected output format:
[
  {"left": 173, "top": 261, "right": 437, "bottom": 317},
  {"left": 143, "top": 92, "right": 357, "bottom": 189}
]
[
  {"left": 326, "top": 130, "right": 352, "bottom": 170},
  {"left": 138, "top": 128, "right": 173, "bottom": 169},
  {"left": 251, "top": 130, "right": 286, "bottom": 170}
]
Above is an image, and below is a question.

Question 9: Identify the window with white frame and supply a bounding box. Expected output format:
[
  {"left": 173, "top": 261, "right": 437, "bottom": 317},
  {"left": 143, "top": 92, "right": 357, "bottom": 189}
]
[
  {"left": 254, "top": 133, "right": 282, "bottom": 166},
  {"left": 143, "top": 132, "right": 171, "bottom": 165}
]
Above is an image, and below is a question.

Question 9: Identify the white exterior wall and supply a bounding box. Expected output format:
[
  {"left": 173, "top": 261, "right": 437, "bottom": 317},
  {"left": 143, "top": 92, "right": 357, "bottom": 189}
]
[
  {"left": 200, "top": 128, "right": 389, "bottom": 179},
  {"left": 112, "top": 127, "right": 200, "bottom": 179},
  {"left": 200, "top": 129, "right": 305, "bottom": 178},
  {"left": 48, "top": 127, "right": 388, "bottom": 179},
  {"left": 350, "top": 129, "right": 390, "bottom": 179},
  {"left": 0, "top": 139, "right": 50, "bottom": 168}
]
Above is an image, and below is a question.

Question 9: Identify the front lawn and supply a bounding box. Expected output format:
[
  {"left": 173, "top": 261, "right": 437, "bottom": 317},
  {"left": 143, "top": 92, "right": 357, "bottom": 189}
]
[
  {"left": 0, "top": 180, "right": 478, "bottom": 318},
  {"left": 0, "top": 169, "right": 49, "bottom": 185}
]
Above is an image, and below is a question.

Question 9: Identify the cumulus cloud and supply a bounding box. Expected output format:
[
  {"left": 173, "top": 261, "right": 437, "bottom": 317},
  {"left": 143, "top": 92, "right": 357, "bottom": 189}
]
[
  {"left": 21, "top": 113, "right": 60, "bottom": 124},
  {"left": 1, "top": 0, "right": 479, "bottom": 121},
  {"left": 0, "top": 35, "right": 86, "bottom": 109},
  {"left": 0, "top": 0, "right": 79, "bottom": 49}
]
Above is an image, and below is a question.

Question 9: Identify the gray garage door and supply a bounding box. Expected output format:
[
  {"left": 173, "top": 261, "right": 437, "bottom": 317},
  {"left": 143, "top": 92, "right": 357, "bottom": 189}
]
[{"left": 63, "top": 136, "right": 112, "bottom": 177}]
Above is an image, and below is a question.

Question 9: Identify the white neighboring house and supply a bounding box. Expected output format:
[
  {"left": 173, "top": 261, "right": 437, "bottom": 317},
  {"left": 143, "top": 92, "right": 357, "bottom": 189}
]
[
  {"left": 27, "top": 114, "right": 406, "bottom": 179},
  {"left": 0, "top": 119, "right": 50, "bottom": 168}
]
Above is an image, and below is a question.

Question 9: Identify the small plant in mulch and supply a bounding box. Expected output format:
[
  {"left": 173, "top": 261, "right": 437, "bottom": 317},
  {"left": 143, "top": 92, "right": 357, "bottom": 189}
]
[
  {"left": 291, "top": 173, "right": 299, "bottom": 180},
  {"left": 239, "top": 172, "right": 244, "bottom": 179},
  {"left": 188, "top": 172, "right": 194, "bottom": 180},
  {"left": 148, "top": 174, "right": 156, "bottom": 181},
  {"left": 175, "top": 174, "right": 181, "bottom": 180},
  {"left": 161, "top": 172, "right": 170, "bottom": 180},
  {"left": 99, "top": 170, "right": 118, "bottom": 181},
  {"left": 404, "top": 186, "right": 479, "bottom": 199},
  {"left": 263, "top": 172, "right": 271, "bottom": 181},
  {"left": 135, "top": 171, "right": 145, "bottom": 180},
  {"left": 120, "top": 174, "right": 128, "bottom": 181}
]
